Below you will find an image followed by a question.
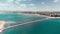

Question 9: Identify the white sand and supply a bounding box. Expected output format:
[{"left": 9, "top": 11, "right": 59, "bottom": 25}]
[
  {"left": 48, "top": 17, "right": 60, "bottom": 19},
  {"left": 0, "top": 21, "right": 5, "bottom": 32}
]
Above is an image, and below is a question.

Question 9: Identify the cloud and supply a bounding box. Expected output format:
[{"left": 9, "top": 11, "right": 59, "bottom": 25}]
[
  {"left": 12, "top": 4, "right": 38, "bottom": 11},
  {"left": 0, "top": 3, "right": 9, "bottom": 7},
  {"left": 0, "top": 0, "right": 38, "bottom": 11},
  {"left": 7, "top": 0, "right": 14, "bottom": 4},
  {"left": 28, "top": 0, "right": 32, "bottom": 1},
  {"left": 0, "top": 3, "right": 39, "bottom": 11},
  {"left": 29, "top": 4, "right": 35, "bottom": 7},
  {"left": 15, "top": 0, "right": 32, "bottom": 4},
  {"left": 20, "top": 4, "right": 27, "bottom": 8},
  {"left": 16, "top": 0, "right": 27, "bottom": 1},
  {"left": 15, "top": 0, "right": 27, "bottom": 4},
  {"left": 53, "top": 0, "right": 58, "bottom": 2},
  {"left": 16, "top": 0, "right": 32, "bottom": 1},
  {"left": 41, "top": 2, "right": 45, "bottom": 4}
]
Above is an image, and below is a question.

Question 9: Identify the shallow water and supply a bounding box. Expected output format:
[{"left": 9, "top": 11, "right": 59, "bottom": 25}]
[
  {"left": 3, "top": 18, "right": 60, "bottom": 34},
  {"left": 0, "top": 14, "right": 46, "bottom": 34},
  {"left": 0, "top": 14, "right": 45, "bottom": 22},
  {"left": 1, "top": 14, "right": 60, "bottom": 34}
]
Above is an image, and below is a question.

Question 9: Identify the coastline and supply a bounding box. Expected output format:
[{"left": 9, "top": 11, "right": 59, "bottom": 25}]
[
  {"left": 19, "top": 13, "right": 60, "bottom": 18},
  {"left": 48, "top": 17, "right": 60, "bottom": 19}
]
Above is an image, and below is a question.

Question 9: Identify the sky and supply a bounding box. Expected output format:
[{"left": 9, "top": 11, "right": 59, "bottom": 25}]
[{"left": 0, "top": 0, "right": 60, "bottom": 11}]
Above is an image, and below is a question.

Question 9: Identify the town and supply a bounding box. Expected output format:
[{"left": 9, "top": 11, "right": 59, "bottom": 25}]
[{"left": 1, "top": 11, "right": 60, "bottom": 17}]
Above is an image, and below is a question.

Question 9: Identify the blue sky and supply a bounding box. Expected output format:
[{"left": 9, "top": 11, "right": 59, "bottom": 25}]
[{"left": 0, "top": 0, "right": 60, "bottom": 11}]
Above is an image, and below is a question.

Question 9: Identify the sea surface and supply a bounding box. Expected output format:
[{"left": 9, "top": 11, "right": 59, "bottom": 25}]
[{"left": 0, "top": 14, "right": 60, "bottom": 34}]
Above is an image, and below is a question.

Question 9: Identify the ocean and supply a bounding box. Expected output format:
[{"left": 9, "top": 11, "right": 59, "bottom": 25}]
[{"left": 0, "top": 14, "right": 60, "bottom": 34}]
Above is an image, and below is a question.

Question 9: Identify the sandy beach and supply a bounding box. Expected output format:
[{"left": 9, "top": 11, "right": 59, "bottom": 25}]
[{"left": 0, "top": 21, "right": 5, "bottom": 32}]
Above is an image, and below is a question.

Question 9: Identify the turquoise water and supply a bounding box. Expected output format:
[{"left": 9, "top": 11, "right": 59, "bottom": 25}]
[
  {"left": 0, "top": 14, "right": 44, "bottom": 22},
  {"left": 3, "top": 19, "right": 60, "bottom": 34},
  {"left": 1, "top": 14, "right": 60, "bottom": 34},
  {"left": 0, "top": 14, "right": 45, "bottom": 34},
  {"left": 34, "top": 19, "right": 60, "bottom": 34}
]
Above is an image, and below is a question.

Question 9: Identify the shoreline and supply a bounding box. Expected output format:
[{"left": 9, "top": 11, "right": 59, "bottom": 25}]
[
  {"left": 48, "top": 17, "right": 60, "bottom": 19},
  {"left": 20, "top": 13, "right": 60, "bottom": 18},
  {"left": 0, "top": 12, "right": 60, "bottom": 18}
]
